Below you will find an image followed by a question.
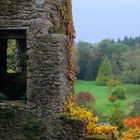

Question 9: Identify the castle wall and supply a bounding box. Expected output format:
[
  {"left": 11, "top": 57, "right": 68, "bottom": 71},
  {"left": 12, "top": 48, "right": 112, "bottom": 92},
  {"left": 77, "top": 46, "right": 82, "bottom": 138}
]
[
  {"left": 0, "top": 0, "right": 76, "bottom": 139},
  {"left": 0, "top": 103, "right": 86, "bottom": 140},
  {"left": 0, "top": 103, "right": 25, "bottom": 140}
]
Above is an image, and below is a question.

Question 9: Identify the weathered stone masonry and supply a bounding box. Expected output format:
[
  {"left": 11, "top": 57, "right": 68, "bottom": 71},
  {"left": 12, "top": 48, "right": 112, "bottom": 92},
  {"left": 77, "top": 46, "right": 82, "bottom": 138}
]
[{"left": 0, "top": 0, "right": 84, "bottom": 140}]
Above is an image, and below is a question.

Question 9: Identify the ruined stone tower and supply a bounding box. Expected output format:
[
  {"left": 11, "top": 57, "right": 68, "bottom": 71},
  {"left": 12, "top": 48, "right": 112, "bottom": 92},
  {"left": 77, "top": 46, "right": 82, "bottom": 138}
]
[{"left": 0, "top": 0, "right": 84, "bottom": 140}]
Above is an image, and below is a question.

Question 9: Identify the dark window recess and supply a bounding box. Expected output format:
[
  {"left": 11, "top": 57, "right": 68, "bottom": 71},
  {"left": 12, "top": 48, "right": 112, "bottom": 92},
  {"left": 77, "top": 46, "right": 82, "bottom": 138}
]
[{"left": 0, "top": 29, "right": 27, "bottom": 100}]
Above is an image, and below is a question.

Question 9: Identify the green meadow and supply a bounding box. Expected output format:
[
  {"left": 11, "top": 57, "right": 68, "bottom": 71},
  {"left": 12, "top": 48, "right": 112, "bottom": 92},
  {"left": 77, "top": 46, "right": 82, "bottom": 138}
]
[{"left": 75, "top": 80, "right": 140, "bottom": 116}]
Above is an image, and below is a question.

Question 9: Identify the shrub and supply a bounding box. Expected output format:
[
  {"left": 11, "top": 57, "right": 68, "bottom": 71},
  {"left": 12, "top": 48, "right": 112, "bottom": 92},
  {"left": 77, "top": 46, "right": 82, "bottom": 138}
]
[
  {"left": 111, "top": 86, "right": 126, "bottom": 100},
  {"left": 77, "top": 91, "right": 96, "bottom": 104},
  {"left": 107, "top": 78, "right": 122, "bottom": 89},
  {"left": 108, "top": 96, "right": 117, "bottom": 103},
  {"left": 0, "top": 93, "right": 6, "bottom": 103},
  {"left": 123, "top": 116, "right": 140, "bottom": 128},
  {"left": 65, "top": 96, "right": 119, "bottom": 138}
]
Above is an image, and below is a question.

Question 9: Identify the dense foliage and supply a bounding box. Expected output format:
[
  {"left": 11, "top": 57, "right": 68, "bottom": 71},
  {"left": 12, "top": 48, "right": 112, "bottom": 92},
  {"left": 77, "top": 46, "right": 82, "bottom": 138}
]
[
  {"left": 76, "top": 36, "right": 140, "bottom": 83},
  {"left": 7, "top": 39, "right": 16, "bottom": 71}
]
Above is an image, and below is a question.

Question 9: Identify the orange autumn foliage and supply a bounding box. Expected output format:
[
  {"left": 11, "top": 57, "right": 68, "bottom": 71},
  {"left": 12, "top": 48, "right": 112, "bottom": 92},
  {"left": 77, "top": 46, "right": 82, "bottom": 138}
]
[
  {"left": 124, "top": 116, "right": 140, "bottom": 128},
  {"left": 121, "top": 116, "right": 140, "bottom": 140}
]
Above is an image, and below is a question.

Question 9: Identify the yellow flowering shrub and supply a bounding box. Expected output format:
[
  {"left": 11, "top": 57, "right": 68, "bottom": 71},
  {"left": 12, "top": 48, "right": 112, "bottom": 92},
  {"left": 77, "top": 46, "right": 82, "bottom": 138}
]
[
  {"left": 87, "top": 123, "right": 118, "bottom": 136},
  {"left": 121, "top": 128, "right": 140, "bottom": 140},
  {"left": 65, "top": 96, "right": 118, "bottom": 137},
  {"left": 65, "top": 98, "right": 98, "bottom": 122}
]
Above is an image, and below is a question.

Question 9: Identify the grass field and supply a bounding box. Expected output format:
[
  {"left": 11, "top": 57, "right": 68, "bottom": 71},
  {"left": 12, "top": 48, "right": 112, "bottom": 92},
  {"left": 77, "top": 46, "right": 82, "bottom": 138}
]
[{"left": 74, "top": 80, "right": 140, "bottom": 116}]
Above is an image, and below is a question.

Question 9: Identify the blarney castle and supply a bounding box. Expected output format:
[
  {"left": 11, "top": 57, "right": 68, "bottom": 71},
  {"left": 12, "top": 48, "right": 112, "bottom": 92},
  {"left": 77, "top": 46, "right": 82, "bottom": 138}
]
[{"left": 0, "top": 0, "right": 86, "bottom": 140}]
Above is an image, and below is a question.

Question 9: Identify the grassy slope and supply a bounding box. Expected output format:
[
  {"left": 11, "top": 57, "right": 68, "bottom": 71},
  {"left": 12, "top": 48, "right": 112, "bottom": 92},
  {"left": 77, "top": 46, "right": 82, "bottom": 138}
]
[{"left": 74, "top": 80, "right": 140, "bottom": 116}]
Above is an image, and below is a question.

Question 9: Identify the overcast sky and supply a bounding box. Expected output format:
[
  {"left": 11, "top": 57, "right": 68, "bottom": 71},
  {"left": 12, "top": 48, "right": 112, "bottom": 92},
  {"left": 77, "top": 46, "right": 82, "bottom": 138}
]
[{"left": 72, "top": 0, "right": 140, "bottom": 44}]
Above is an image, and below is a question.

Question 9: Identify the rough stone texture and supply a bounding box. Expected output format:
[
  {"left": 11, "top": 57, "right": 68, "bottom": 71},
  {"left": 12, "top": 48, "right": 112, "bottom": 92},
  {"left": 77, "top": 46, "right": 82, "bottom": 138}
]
[
  {"left": 0, "top": 103, "right": 25, "bottom": 140},
  {"left": 26, "top": 35, "right": 70, "bottom": 139},
  {"left": 62, "top": 119, "right": 86, "bottom": 140},
  {"left": 0, "top": 0, "right": 77, "bottom": 139},
  {"left": 0, "top": 102, "right": 86, "bottom": 140}
]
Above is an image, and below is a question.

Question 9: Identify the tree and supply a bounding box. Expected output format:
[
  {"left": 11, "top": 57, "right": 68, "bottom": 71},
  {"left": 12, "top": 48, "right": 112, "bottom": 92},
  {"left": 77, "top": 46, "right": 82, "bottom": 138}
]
[
  {"left": 76, "top": 41, "right": 93, "bottom": 79},
  {"left": 84, "top": 59, "right": 94, "bottom": 80},
  {"left": 96, "top": 56, "right": 112, "bottom": 86},
  {"left": 122, "top": 36, "right": 135, "bottom": 47},
  {"left": 75, "top": 35, "right": 140, "bottom": 82},
  {"left": 110, "top": 43, "right": 129, "bottom": 76},
  {"left": 97, "top": 39, "right": 113, "bottom": 58},
  {"left": 121, "top": 47, "right": 140, "bottom": 84}
]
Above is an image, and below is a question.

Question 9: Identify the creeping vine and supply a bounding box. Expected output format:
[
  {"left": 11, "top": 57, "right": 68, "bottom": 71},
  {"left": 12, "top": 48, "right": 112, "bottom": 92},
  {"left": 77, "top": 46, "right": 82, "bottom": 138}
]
[{"left": 57, "top": 0, "right": 76, "bottom": 91}]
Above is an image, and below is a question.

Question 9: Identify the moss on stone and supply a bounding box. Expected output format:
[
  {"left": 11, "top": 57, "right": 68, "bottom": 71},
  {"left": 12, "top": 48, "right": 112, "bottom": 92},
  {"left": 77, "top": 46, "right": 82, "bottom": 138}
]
[
  {"left": 85, "top": 135, "right": 108, "bottom": 140},
  {"left": 60, "top": 113, "right": 84, "bottom": 122},
  {"left": 48, "top": 25, "right": 63, "bottom": 34}
]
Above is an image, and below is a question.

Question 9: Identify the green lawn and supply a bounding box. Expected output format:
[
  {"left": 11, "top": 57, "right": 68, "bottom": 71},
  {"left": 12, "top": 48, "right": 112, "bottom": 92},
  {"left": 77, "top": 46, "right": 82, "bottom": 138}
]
[{"left": 74, "top": 80, "right": 140, "bottom": 116}]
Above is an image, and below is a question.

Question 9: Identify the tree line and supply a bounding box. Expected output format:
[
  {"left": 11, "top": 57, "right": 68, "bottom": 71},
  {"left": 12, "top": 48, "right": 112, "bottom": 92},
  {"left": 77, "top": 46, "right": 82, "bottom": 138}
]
[{"left": 75, "top": 36, "right": 140, "bottom": 84}]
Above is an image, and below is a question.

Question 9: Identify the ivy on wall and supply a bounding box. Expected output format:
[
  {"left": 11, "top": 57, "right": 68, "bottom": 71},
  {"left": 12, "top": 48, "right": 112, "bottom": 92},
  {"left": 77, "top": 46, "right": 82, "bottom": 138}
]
[{"left": 58, "top": 0, "right": 76, "bottom": 91}]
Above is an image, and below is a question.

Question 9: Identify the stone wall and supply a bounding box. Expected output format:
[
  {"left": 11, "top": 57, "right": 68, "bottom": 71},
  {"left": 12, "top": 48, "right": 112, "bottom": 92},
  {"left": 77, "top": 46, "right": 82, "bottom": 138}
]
[
  {"left": 62, "top": 118, "right": 86, "bottom": 140},
  {"left": 0, "top": 103, "right": 25, "bottom": 140},
  {"left": 0, "top": 102, "right": 87, "bottom": 140},
  {"left": 0, "top": 0, "right": 76, "bottom": 139}
]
